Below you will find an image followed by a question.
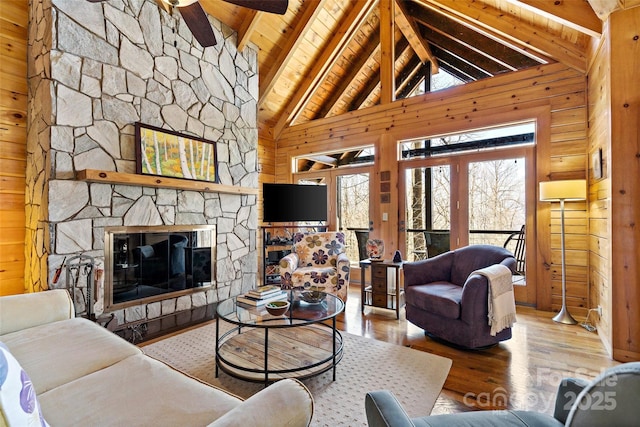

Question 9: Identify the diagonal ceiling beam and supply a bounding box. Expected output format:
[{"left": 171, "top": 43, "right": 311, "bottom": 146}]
[
  {"left": 313, "top": 29, "right": 381, "bottom": 119},
  {"left": 397, "top": 62, "right": 430, "bottom": 99},
  {"left": 509, "top": 0, "right": 602, "bottom": 38},
  {"left": 394, "top": 0, "right": 438, "bottom": 71},
  {"left": 273, "top": 0, "right": 377, "bottom": 137},
  {"left": 257, "top": 0, "right": 326, "bottom": 106},
  {"left": 395, "top": 55, "right": 422, "bottom": 96},
  {"left": 410, "top": 5, "right": 523, "bottom": 74},
  {"left": 347, "top": 37, "right": 411, "bottom": 111},
  {"left": 236, "top": 9, "right": 260, "bottom": 51},
  {"left": 423, "top": 0, "right": 586, "bottom": 73}
]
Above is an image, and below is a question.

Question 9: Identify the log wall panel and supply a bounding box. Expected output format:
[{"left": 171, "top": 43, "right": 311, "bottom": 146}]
[
  {"left": 0, "top": 1, "right": 28, "bottom": 296},
  {"left": 276, "top": 62, "right": 589, "bottom": 314},
  {"left": 608, "top": 8, "right": 640, "bottom": 362},
  {"left": 587, "top": 20, "right": 612, "bottom": 355}
]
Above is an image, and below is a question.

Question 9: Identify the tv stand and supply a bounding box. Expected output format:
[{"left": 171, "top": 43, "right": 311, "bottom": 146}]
[{"left": 261, "top": 224, "right": 327, "bottom": 286}]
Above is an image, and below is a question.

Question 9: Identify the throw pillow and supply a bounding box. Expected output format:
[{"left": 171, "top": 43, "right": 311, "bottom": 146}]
[{"left": 0, "top": 342, "right": 49, "bottom": 427}]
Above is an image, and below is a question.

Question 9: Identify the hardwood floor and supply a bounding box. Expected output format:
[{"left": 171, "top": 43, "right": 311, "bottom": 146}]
[{"left": 339, "top": 286, "right": 617, "bottom": 416}]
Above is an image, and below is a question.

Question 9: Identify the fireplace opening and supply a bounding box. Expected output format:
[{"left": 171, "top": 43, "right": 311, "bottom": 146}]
[{"left": 104, "top": 225, "right": 216, "bottom": 311}]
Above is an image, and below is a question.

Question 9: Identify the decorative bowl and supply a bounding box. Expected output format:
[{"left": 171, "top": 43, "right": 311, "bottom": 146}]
[
  {"left": 300, "top": 290, "right": 327, "bottom": 304},
  {"left": 265, "top": 300, "right": 290, "bottom": 316}
]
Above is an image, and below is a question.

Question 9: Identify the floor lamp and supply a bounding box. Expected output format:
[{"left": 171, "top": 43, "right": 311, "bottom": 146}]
[{"left": 539, "top": 179, "right": 586, "bottom": 325}]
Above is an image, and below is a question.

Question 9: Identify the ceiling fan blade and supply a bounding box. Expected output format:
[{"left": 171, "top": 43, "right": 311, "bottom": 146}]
[
  {"left": 224, "top": 0, "right": 288, "bottom": 15},
  {"left": 178, "top": 2, "right": 217, "bottom": 47}
]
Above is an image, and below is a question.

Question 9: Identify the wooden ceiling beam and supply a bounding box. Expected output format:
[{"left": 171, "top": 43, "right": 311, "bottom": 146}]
[
  {"left": 257, "top": 0, "right": 326, "bottom": 106},
  {"left": 380, "top": 0, "right": 395, "bottom": 104},
  {"left": 314, "top": 30, "right": 381, "bottom": 119},
  {"left": 414, "top": 20, "right": 514, "bottom": 75},
  {"left": 395, "top": 55, "right": 422, "bottom": 96},
  {"left": 408, "top": 3, "right": 534, "bottom": 71},
  {"left": 348, "top": 37, "right": 411, "bottom": 111},
  {"left": 423, "top": 0, "right": 586, "bottom": 73},
  {"left": 394, "top": 0, "right": 438, "bottom": 71},
  {"left": 430, "top": 45, "right": 487, "bottom": 81},
  {"left": 236, "top": 9, "right": 260, "bottom": 52},
  {"left": 397, "top": 62, "right": 429, "bottom": 99},
  {"left": 273, "top": 0, "right": 377, "bottom": 138},
  {"left": 508, "top": 0, "right": 602, "bottom": 38}
]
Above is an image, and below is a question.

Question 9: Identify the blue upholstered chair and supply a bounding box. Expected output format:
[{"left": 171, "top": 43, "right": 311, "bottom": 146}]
[
  {"left": 403, "top": 244, "right": 516, "bottom": 349},
  {"left": 365, "top": 362, "right": 640, "bottom": 427}
]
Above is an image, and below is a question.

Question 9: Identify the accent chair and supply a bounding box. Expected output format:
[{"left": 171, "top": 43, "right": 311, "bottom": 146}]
[
  {"left": 279, "top": 231, "right": 350, "bottom": 302},
  {"left": 403, "top": 244, "right": 516, "bottom": 349},
  {"left": 365, "top": 362, "right": 640, "bottom": 427}
]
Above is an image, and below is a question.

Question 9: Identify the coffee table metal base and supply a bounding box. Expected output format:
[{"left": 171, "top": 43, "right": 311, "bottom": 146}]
[{"left": 216, "top": 321, "right": 343, "bottom": 386}]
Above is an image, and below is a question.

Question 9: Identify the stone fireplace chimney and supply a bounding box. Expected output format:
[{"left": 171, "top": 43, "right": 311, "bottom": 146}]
[{"left": 26, "top": 0, "right": 258, "bottom": 327}]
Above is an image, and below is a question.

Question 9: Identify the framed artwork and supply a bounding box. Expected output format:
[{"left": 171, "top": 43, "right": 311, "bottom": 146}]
[{"left": 135, "top": 122, "right": 218, "bottom": 183}]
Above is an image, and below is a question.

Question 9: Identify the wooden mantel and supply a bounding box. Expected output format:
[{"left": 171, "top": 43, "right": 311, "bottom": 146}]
[{"left": 76, "top": 169, "right": 258, "bottom": 195}]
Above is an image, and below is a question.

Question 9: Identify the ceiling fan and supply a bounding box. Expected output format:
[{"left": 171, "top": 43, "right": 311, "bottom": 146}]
[{"left": 87, "top": 0, "right": 288, "bottom": 47}]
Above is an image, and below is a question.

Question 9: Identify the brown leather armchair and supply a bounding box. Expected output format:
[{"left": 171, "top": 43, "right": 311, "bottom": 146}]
[{"left": 403, "top": 244, "right": 516, "bottom": 349}]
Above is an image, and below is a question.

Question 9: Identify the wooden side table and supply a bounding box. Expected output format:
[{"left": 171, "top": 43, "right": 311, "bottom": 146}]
[{"left": 359, "top": 259, "right": 404, "bottom": 319}]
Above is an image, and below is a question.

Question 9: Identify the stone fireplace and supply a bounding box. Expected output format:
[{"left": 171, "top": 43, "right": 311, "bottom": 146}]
[{"left": 25, "top": 0, "right": 259, "bottom": 328}]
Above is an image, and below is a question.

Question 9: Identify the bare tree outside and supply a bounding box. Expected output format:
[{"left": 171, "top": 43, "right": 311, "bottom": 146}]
[{"left": 403, "top": 130, "right": 527, "bottom": 260}]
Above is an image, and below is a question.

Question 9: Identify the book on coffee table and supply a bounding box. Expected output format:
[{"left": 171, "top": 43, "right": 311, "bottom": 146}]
[
  {"left": 237, "top": 290, "right": 288, "bottom": 307},
  {"left": 247, "top": 285, "right": 282, "bottom": 298}
]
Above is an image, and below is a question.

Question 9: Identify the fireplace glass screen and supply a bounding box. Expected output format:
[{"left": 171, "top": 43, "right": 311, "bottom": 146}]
[{"left": 105, "top": 225, "right": 215, "bottom": 309}]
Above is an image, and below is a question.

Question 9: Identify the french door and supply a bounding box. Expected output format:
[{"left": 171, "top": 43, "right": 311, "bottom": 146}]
[
  {"left": 294, "top": 166, "right": 371, "bottom": 265},
  {"left": 399, "top": 145, "right": 535, "bottom": 304}
]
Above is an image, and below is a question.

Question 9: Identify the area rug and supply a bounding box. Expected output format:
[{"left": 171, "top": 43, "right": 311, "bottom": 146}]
[{"left": 142, "top": 322, "right": 452, "bottom": 426}]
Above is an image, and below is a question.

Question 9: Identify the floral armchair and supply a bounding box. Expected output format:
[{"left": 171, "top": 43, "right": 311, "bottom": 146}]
[{"left": 279, "top": 232, "right": 350, "bottom": 302}]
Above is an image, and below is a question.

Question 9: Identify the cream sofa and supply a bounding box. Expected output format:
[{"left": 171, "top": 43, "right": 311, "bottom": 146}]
[{"left": 0, "top": 290, "right": 314, "bottom": 426}]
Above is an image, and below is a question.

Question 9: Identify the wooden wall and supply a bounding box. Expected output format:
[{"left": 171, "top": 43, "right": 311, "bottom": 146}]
[
  {"left": 587, "top": 21, "right": 612, "bottom": 354},
  {"left": 275, "top": 62, "right": 590, "bottom": 315},
  {"left": 608, "top": 7, "right": 640, "bottom": 362},
  {"left": 0, "top": 1, "right": 28, "bottom": 296}
]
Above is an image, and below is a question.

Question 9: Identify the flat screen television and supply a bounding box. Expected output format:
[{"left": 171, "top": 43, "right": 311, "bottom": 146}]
[{"left": 262, "top": 183, "right": 327, "bottom": 222}]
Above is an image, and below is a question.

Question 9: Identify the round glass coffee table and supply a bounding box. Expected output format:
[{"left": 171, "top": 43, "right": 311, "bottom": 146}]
[{"left": 215, "top": 290, "right": 344, "bottom": 386}]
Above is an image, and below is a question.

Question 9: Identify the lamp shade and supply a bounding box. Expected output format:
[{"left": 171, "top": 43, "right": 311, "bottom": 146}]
[{"left": 539, "top": 179, "right": 586, "bottom": 201}]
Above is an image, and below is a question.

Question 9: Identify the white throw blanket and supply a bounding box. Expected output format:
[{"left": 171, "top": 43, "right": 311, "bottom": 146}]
[{"left": 472, "top": 264, "right": 517, "bottom": 336}]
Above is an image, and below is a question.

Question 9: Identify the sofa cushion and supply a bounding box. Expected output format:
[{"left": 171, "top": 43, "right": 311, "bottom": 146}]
[
  {"left": 38, "top": 354, "right": 242, "bottom": 426},
  {"left": 0, "top": 317, "right": 141, "bottom": 394},
  {"left": 405, "top": 283, "right": 462, "bottom": 319},
  {"left": 0, "top": 342, "right": 49, "bottom": 427}
]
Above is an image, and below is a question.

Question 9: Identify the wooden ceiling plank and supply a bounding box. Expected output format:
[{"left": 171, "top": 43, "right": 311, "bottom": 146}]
[
  {"left": 430, "top": 45, "right": 487, "bottom": 81},
  {"left": 424, "top": 0, "right": 586, "bottom": 73},
  {"left": 409, "top": 3, "right": 528, "bottom": 72},
  {"left": 510, "top": 0, "right": 602, "bottom": 38},
  {"left": 416, "top": 21, "right": 513, "bottom": 75},
  {"left": 258, "top": 0, "right": 327, "bottom": 106},
  {"left": 380, "top": 0, "right": 395, "bottom": 104},
  {"left": 394, "top": 0, "right": 438, "bottom": 70},
  {"left": 314, "top": 30, "right": 381, "bottom": 119},
  {"left": 273, "top": 0, "right": 377, "bottom": 138},
  {"left": 237, "top": 9, "right": 260, "bottom": 52},
  {"left": 397, "top": 62, "right": 429, "bottom": 99},
  {"left": 353, "top": 37, "right": 412, "bottom": 110},
  {"left": 395, "top": 55, "right": 422, "bottom": 95}
]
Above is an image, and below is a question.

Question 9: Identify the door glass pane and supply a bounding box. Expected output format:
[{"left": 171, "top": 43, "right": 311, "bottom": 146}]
[
  {"left": 336, "top": 173, "right": 369, "bottom": 263},
  {"left": 405, "top": 165, "right": 451, "bottom": 261},
  {"left": 468, "top": 158, "right": 525, "bottom": 247}
]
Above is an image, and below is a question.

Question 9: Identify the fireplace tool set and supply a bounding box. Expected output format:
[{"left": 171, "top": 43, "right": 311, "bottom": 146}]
[{"left": 64, "top": 254, "right": 95, "bottom": 320}]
